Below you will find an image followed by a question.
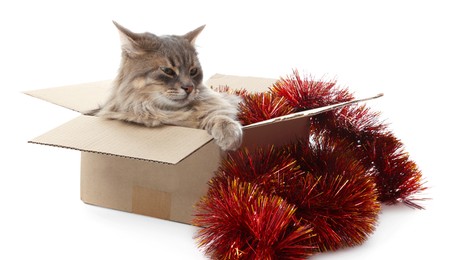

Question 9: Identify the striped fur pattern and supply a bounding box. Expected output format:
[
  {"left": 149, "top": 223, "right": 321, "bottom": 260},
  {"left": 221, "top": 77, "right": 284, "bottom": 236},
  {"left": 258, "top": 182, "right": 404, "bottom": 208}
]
[{"left": 94, "top": 22, "right": 242, "bottom": 151}]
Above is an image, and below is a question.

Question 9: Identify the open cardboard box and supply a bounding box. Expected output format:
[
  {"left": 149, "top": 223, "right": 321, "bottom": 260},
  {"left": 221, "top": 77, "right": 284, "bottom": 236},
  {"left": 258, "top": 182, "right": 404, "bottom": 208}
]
[{"left": 26, "top": 74, "right": 381, "bottom": 224}]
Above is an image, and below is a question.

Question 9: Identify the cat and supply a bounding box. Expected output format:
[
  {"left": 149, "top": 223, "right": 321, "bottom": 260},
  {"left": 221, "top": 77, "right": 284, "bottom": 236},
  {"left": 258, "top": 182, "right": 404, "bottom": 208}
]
[{"left": 92, "top": 22, "right": 243, "bottom": 151}]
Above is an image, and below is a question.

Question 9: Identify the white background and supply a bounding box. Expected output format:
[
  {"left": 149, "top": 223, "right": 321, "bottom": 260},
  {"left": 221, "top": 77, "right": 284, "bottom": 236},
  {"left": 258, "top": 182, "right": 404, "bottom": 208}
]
[{"left": 0, "top": 0, "right": 453, "bottom": 259}]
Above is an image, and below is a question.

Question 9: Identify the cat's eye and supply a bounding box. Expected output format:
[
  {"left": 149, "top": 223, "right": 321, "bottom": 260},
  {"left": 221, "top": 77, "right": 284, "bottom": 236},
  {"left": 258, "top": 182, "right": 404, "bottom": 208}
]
[
  {"left": 160, "top": 67, "right": 176, "bottom": 77},
  {"left": 190, "top": 68, "right": 198, "bottom": 77}
]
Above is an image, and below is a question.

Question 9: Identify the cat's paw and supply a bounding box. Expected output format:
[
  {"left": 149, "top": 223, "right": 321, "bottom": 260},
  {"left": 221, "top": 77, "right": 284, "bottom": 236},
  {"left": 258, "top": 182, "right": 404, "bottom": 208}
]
[{"left": 210, "top": 116, "right": 243, "bottom": 151}]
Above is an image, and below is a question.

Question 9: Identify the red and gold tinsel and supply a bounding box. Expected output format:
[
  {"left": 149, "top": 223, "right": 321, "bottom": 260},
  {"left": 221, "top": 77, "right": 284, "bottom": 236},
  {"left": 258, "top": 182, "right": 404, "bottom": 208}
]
[
  {"left": 193, "top": 70, "right": 426, "bottom": 259},
  {"left": 272, "top": 70, "right": 426, "bottom": 207}
]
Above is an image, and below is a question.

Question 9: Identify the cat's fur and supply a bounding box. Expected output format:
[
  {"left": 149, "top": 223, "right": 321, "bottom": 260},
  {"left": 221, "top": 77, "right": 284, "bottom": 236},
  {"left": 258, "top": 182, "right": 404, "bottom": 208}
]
[{"left": 93, "top": 22, "right": 243, "bottom": 151}]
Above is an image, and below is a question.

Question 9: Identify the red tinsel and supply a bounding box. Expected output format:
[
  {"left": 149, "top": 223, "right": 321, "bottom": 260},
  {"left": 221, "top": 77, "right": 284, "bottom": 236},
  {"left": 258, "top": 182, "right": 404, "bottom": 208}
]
[
  {"left": 292, "top": 136, "right": 380, "bottom": 251},
  {"left": 195, "top": 138, "right": 380, "bottom": 257},
  {"left": 194, "top": 178, "right": 316, "bottom": 259},
  {"left": 270, "top": 70, "right": 353, "bottom": 111},
  {"left": 193, "top": 70, "right": 426, "bottom": 259},
  {"left": 271, "top": 70, "right": 426, "bottom": 207},
  {"left": 238, "top": 92, "right": 295, "bottom": 126}
]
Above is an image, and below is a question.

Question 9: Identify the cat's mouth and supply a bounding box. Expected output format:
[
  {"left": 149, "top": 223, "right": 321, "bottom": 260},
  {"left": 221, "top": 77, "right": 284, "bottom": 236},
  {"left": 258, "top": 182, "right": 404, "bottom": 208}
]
[
  {"left": 163, "top": 90, "right": 198, "bottom": 107},
  {"left": 168, "top": 93, "right": 193, "bottom": 101},
  {"left": 173, "top": 87, "right": 198, "bottom": 98}
]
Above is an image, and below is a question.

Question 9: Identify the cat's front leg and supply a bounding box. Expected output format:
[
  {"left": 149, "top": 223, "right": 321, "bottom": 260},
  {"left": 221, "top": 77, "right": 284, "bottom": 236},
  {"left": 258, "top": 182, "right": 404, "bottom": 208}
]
[{"left": 207, "top": 115, "right": 243, "bottom": 151}]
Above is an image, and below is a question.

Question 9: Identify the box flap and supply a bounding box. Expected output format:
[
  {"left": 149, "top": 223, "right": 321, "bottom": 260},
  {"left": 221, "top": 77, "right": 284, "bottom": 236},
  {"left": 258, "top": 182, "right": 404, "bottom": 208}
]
[
  {"left": 23, "top": 74, "right": 275, "bottom": 113},
  {"left": 206, "top": 73, "right": 277, "bottom": 92},
  {"left": 29, "top": 115, "right": 214, "bottom": 164},
  {"left": 242, "top": 116, "right": 310, "bottom": 150},
  {"left": 243, "top": 93, "right": 384, "bottom": 130},
  {"left": 24, "top": 80, "right": 112, "bottom": 113}
]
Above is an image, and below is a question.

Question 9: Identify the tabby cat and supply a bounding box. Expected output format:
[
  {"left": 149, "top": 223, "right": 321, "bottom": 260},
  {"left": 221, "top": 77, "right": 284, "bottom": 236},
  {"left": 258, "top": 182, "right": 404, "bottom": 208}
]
[{"left": 93, "top": 22, "right": 243, "bottom": 151}]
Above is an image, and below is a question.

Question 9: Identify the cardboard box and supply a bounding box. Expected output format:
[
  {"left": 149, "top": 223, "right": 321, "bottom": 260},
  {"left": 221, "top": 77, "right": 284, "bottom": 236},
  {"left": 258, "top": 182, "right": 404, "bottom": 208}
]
[{"left": 26, "top": 74, "right": 380, "bottom": 224}]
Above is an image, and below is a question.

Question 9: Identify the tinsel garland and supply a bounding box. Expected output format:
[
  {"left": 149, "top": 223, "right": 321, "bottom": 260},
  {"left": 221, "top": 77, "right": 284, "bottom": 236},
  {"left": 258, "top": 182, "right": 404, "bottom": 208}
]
[
  {"left": 194, "top": 70, "right": 426, "bottom": 259},
  {"left": 194, "top": 177, "right": 316, "bottom": 259},
  {"left": 238, "top": 92, "right": 295, "bottom": 125},
  {"left": 271, "top": 70, "right": 426, "bottom": 208}
]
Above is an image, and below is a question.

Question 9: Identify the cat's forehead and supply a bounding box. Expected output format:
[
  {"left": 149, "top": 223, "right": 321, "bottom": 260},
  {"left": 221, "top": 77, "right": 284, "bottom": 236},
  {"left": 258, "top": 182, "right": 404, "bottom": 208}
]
[
  {"left": 157, "top": 35, "right": 198, "bottom": 66},
  {"left": 160, "top": 35, "right": 193, "bottom": 50}
]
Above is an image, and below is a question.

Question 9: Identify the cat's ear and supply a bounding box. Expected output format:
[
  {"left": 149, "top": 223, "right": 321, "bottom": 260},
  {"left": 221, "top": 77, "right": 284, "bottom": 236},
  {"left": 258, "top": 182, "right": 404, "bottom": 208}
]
[
  {"left": 112, "top": 21, "right": 145, "bottom": 56},
  {"left": 183, "top": 25, "right": 205, "bottom": 45}
]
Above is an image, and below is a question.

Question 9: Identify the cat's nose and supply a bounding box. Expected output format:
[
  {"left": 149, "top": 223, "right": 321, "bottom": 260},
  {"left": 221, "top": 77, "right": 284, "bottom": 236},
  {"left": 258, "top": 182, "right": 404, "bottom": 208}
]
[{"left": 181, "top": 84, "right": 194, "bottom": 94}]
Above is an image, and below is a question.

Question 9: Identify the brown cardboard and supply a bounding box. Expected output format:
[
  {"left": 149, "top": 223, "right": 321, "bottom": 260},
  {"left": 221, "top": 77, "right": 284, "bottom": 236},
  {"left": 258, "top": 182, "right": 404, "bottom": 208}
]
[
  {"left": 27, "top": 74, "right": 381, "bottom": 224},
  {"left": 30, "top": 115, "right": 213, "bottom": 164},
  {"left": 24, "top": 80, "right": 111, "bottom": 112},
  {"left": 242, "top": 117, "right": 310, "bottom": 151},
  {"left": 80, "top": 141, "right": 221, "bottom": 223}
]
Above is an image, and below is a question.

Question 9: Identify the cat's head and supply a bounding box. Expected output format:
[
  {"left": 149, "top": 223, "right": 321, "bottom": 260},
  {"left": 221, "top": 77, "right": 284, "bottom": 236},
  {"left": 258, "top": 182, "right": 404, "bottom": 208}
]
[{"left": 113, "top": 21, "right": 205, "bottom": 109}]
